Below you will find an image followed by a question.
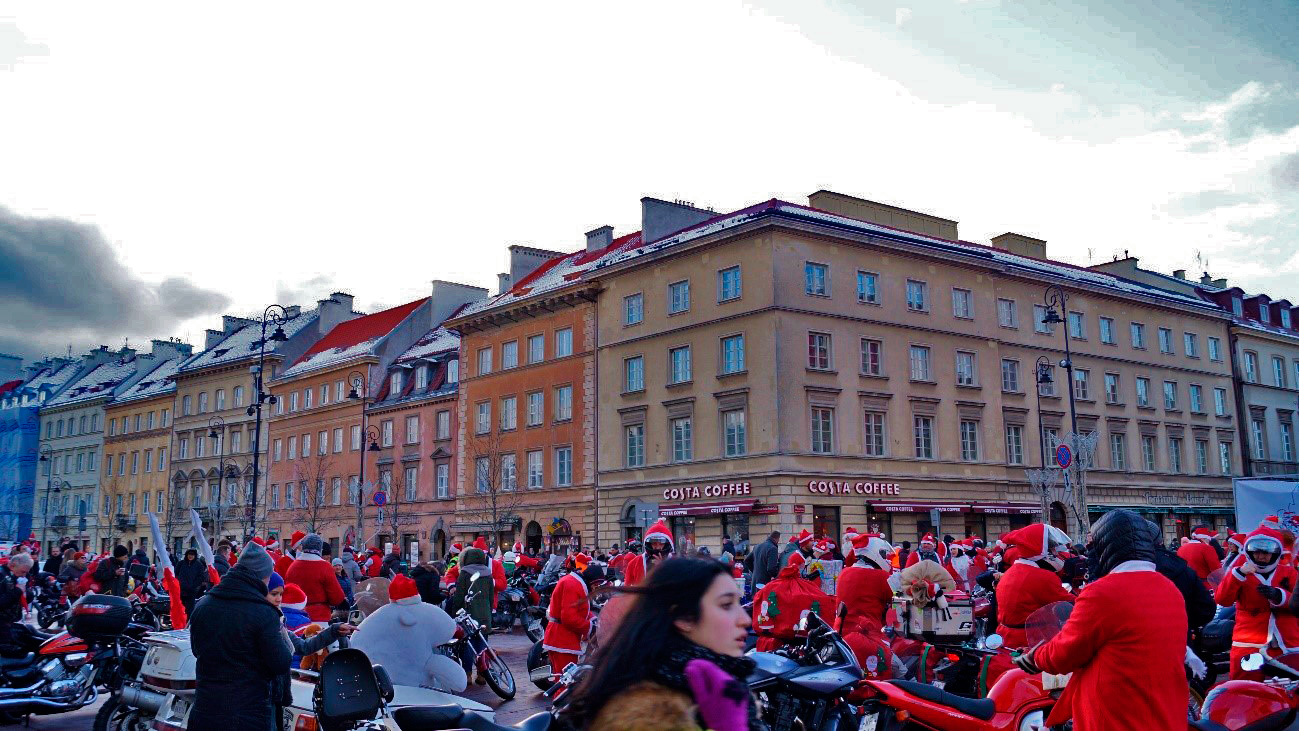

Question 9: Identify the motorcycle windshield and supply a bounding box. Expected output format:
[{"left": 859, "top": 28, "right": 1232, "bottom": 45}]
[{"left": 1025, "top": 601, "right": 1073, "bottom": 647}]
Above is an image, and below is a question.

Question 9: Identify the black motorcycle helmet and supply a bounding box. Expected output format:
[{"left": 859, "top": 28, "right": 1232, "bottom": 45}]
[
  {"left": 1085, "top": 509, "right": 1156, "bottom": 580},
  {"left": 1244, "top": 534, "right": 1283, "bottom": 573}
]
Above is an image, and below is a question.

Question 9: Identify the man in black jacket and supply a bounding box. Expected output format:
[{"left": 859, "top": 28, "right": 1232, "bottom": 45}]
[
  {"left": 751, "top": 531, "right": 781, "bottom": 588},
  {"left": 411, "top": 563, "right": 444, "bottom": 605},
  {"left": 213, "top": 541, "right": 232, "bottom": 577},
  {"left": 189, "top": 541, "right": 292, "bottom": 731},
  {"left": 174, "top": 549, "right": 207, "bottom": 614},
  {"left": 1151, "top": 535, "right": 1216, "bottom": 642},
  {"left": 94, "top": 545, "right": 129, "bottom": 596}
]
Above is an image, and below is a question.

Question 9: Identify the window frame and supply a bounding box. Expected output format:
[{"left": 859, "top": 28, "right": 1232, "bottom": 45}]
[
  {"left": 717, "top": 265, "right": 742, "bottom": 303},
  {"left": 905, "top": 279, "right": 929, "bottom": 313},
  {"left": 804, "top": 262, "right": 829, "bottom": 297}
]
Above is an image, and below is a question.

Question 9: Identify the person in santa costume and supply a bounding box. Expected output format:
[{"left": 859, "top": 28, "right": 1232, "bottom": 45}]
[
  {"left": 1223, "top": 532, "right": 1246, "bottom": 569},
  {"left": 904, "top": 533, "right": 942, "bottom": 568},
  {"left": 608, "top": 539, "right": 637, "bottom": 577},
  {"left": 510, "top": 542, "right": 540, "bottom": 573},
  {"left": 622, "top": 520, "right": 674, "bottom": 586},
  {"left": 836, "top": 533, "right": 898, "bottom": 677},
  {"left": 284, "top": 533, "right": 346, "bottom": 622},
  {"left": 841, "top": 526, "right": 860, "bottom": 567},
  {"left": 350, "top": 574, "right": 466, "bottom": 692},
  {"left": 995, "top": 523, "right": 1075, "bottom": 649},
  {"left": 275, "top": 531, "right": 304, "bottom": 577},
  {"left": 1014, "top": 509, "right": 1189, "bottom": 731},
  {"left": 778, "top": 529, "right": 815, "bottom": 568},
  {"left": 1214, "top": 526, "right": 1299, "bottom": 680},
  {"left": 750, "top": 552, "right": 832, "bottom": 652},
  {"left": 543, "top": 562, "right": 607, "bottom": 675},
  {"left": 1177, "top": 526, "right": 1223, "bottom": 589}
]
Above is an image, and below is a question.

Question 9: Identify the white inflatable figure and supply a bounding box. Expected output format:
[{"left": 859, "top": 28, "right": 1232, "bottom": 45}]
[{"left": 350, "top": 574, "right": 467, "bottom": 692}]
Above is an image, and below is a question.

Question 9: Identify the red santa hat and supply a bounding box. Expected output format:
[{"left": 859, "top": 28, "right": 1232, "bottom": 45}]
[
  {"left": 1003, "top": 524, "right": 1069, "bottom": 566},
  {"left": 850, "top": 533, "right": 873, "bottom": 551},
  {"left": 812, "top": 540, "right": 830, "bottom": 558},
  {"left": 281, "top": 583, "right": 307, "bottom": 611},
  {"left": 843, "top": 526, "right": 860, "bottom": 542},
  {"left": 919, "top": 533, "right": 937, "bottom": 550},
  {"left": 643, "top": 520, "right": 674, "bottom": 551},
  {"left": 1227, "top": 533, "right": 1246, "bottom": 552},
  {"left": 389, "top": 574, "right": 420, "bottom": 605},
  {"left": 289, "top": 530, "right": 306, "bottom": 548},
  {"left": 794, "top": 529, "right": 814, "bottom": 546},
  {"left": 786, "top": 551, "right": 806, "bottom": 570},
  {"left": 1191, "top": 527, "right": 1216, "bottom": 543},
  {"left": 1256, "top": 516, "right": 1287, "bottom": 543},
  {"left": 473, "top": 536, "right": 489, "bottom": 551},
  {"left": 512, "top": 542, "right": 523, "bottom": 554},
  {"left": 449, "top": 542, "right": 463, "bottom": 555}
]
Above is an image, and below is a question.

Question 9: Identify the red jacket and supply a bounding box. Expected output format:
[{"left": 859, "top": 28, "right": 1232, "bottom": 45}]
[
  {"left": 608, "top": 553, "right": 630, "bottom": 574},
  {"left": 622, "top": 554, "right": 648, "bottom": 586},
  {"left": 1176, "top": 541, "right": 1222, "bottom": 585},
  {"left": 996, "top": 561, "right": 1074, "bottom": 648},
  {"left": 1214, "top": 562, "right": 1299, "bottom": 651},
  {"left": 835, "top": 565, "right": 893, "bottom": 635},
  {"left": 284, "top": 555, "right": 346, "bottom": 622},
  {"left": 1035, "top": 568, "right": 1188, "bottom": 730},
  {"left": 542, "top": 572, "right": 590, "bottom": 655},
  {"left": 514, "top": 554, "right": 540, "bottom": 572},
  {"left": 751, "top": 570, "right": 832, "bottom": 652}
]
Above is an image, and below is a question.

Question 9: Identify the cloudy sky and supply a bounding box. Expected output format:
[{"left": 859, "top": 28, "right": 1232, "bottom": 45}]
[{"left": 2, "top": 1, "right": 1297, "bottom": 362}]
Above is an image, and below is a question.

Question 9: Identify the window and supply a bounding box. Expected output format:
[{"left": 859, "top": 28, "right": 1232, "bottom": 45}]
[
  {"left": 500, "top": 397, "right": 517, "bottom": 431},
  {"left": 436, "top": 410, "right": 451, "bottom": 439},
  {"left": 859, "top": 338, "right": 883, "bottom": 376},
  {"left": 182, "top": 395, "right": 192, "bottom": 415},
  {"left": 1099, "top": 373, "right": 1119, "bottom": 404},
  {"left": 718, "top": 266, "right": 742, "bottom": 301},
  {"left": 857, "top": 271, "right": 879, "bottom": 304},
  {"left": 1274, "top": 356, "right": 1287, "bottom": 387},
  {"left": 864, "top": 412, "right": 886, "bottom": 457},
  {"left": 625, "top": 424, "right": 645, "bottom": 467},
  {"left": 811, "top": 407, "right": 834, "bottom": 454},
  {"left": 669, "top": 280, "right": 691, "bottom": 313},
  {"left": 289, "top": 392, "right": 298, "bottom": 412},
  {"left": 721, "top": 335, "right": 745, "bottom": 374},
  {"left": 389, "top": 372, "right": 403, "bottom": 395},
  {"left": 1034, "top": 305, "right": 1053, "bottom": 334},
  {"left": 527, "top": 334, "right": 544, "bottom": 364},
  {"left": 92, "top": 413, "right": 101, "bottom": 431},
  {"left": 997, "top": 424, "right": 1021, "bottom": 464},
  {"left": 906, "top": 280, "right": 928, "bottom": 311},
  {"left": 131, "top": 452, "right": 138, "bottom": 475},
  {"left": 179, "top": 438, "right": 189, "bottom": 459},
  {"left": 215, "top": 389, "right": 226, "bottom": 411},
  {"left": 351, "top": 425, "right": 362, "bottom": 450},
  {"left": 1158, "top": 328, "right": 1173, "bottom": 354},
  {"left": 348, "top": 476, "right": 359, "bottom": 504},
  {"left": 527, "top": 451, "right": 543, "bottom": 488},
  {"left": 554, "top": 385, "right": 573, "bottom": 421},
  {"left": 1184, "top": 333, "right": 1199, "bottom": 358},
  {"left": 1282, "top": 423, "right": 1295, "bottom": 462},
  {"left": 952, "top": 288, "right": 972, "bottom": 319},
  {"left": 1136, "top": 377, "right": 1151, "bottom": 407},
  {"left": 405, "top": 416, "right": 419, "bottom": 443},
  {"left": 1169, "top": 437, "right": 1183, "bottom": 473},
  {"left": 909, "top": 345, "right": 932, "bottom": 381},
  {"left": 959, "top": 420, "right": 979, "bottom": 461},
  {"left": 555, "top": 328, "right": 573, "bottom": 357},
  {"left": 302, "top": 432, "right": 312, "bottom": 455},
  {"left": 997, "top": 299, "right": 1017, "bottom": 328},
  {"left": 1261, "top": 305, "right": 1272, "bottom": 324},
  {"left": 1142, "top": 436, "right": 1156, "bottom": 471},
  {"left": 526, "top": 392, "right": 543, "bottom": 426},
  {"left": 475, "top": 457, "right": 490, "bottom": 493},
  {"left": 670, "top": 346, "right": 692, "bottom": 383},
  {"left": 475, "top": 402, "right": 490, "bottom": 434},
  {"left": 1110, "top": 433, "right": 1127, "bottom": 470},
  {"left": 106, "top": 419, "right": 113, "bottom": 437},
  {"left": 414, "top": 366, "right": 427, "bottom": 390},
  {"left": 198, "top": 392, "right": 209, "bottom": 413},
  {"left": 1220, "top": 442, "right": 1233, "bottom": 474},
  {"left": 271, "top": 485, "right": 280, "bottom": 509},
  {"left": 500, "top": 454, "right": 516, "bottom": 491},
  {"left": 446, "top": 359, "right": 459, "bottom": 383},
  {"left": 1208, "top": 337, "right": 1221, "bottom": 361},
  {"left": 623, "top": 355, "right": 644, "bottom": 394},
  {"left": 723, "top": 409, "right": 746, "bottom": 457},
  {"left": 1163, "top": 381, "right": 1178, "bottom": 410},
  {"left": 1213, "top": 387, "right": 1228, "bottom": 416},
  {"left": 913, "top": 416, "right": 935, "bottom": 459},
  {"left": 328, "top": 428, "right": 340, "bottom": 453},
  {"left": 624, "top": 293, "right": 644, "bottom": 326},
  {"left": 1073, "top": 370, "right": 1090, "bottom": 400},
  {"left": 143, "top": 492, "right": 150, "bottom": 513},
  {"left": 336, "top": 380, "right": 345, "bottom": 402},
  {"left": 436, "top": 463, "right": 450, "bottom": 498},
  {"left": 555, "top": 447, "right": 573, "bottom": 486},
  {"left": 955, "top": 351, "right": 977, "bottom": 386},
  {"left": 1284, "top": 309, "right": 1294, "bottom": 329},
  {"left": 1190, "top": 384, "right": 1204, "bottom": 413},
  {"left": 332, "top": 477, "right": 342, "bottom": 505},
  {"left": 477, "top": 347, "right": 493, "bottom": 375},
  {"left": 1244, "top": 351, "right": 1259, "bottom": 382},
  {"left": 1001, "top": 359, "right": 1021, "bottom": 392},
  {"left": 1099, "top": 317, "right": 1115, "bottom": 344},
  {"left": 671, "top": 417, "right": 693, "bottom": 462},
  {"left": 161, "top": 408, "right": 169, "bottom": 427},
  {"left": 807, "top": 333, "right": 831, "bottom": 371},
  {"left": 1253, "top": 420, "right": 1267, "bottom": 459},
  {"left": 1067, "top": 312, "right": 1085, "bottom": 339},
  {"left": 804, "top": 263, "right": 828, "bottom": 296},
  {"left": 1130, "top": 322, "right": 1146, "bottom": 349},
  {"left": 501, "top": 341, "right": 518, "bottom": 370},
  {"left": 273, "top": 438, "right": 282, "bottom": 461},
  {"left": 1196, "top": 440, "right": 1210, "bottom": 475}
]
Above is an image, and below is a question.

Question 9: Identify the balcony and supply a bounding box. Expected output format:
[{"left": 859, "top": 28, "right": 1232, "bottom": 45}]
[
  {"left": 115, "top": 514, "right": 137, "bottom": 530},
  {"left": 1252, "top": 460, "right": 1299, "bottom": 477},
  {"left": 49, "top": 516, "right": 68, "bottom": 528}
]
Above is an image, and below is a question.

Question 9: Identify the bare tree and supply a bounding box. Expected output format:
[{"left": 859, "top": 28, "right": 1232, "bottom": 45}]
[
  {"left": 379, "top": 465, "right": 425, "bottom": 559},
  {"left": 462, "top": 431, "right": 523, "bottom": 552},
  {"left": 237, "top": 470, "right": 270, "bottom": 541},
  {"left": 286, "top": 453, "right": 341, "bottom": 535}
]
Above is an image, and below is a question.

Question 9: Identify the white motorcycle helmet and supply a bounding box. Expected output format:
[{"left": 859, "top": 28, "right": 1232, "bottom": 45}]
[{"left": 857, "top": 535, "right": 895, "bottom": 571}]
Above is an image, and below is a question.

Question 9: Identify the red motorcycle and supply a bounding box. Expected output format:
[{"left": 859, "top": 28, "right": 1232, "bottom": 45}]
[{"left": 1193, "top": 652, "right": 1299, "bottom": 730}]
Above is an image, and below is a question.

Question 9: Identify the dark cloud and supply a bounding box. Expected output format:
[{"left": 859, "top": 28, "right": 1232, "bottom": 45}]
[
  {"left": 1168, "top": 189, "right": 1257, "bottom": 216},
  {"left": 0, "top": 204, "right": 230, "bottom": 361},
  {"left": 1273, "top": 153, "right": 1299, "bottom": 191},
  {"left": 0, "top": 21, "right": 47, "bottom": 72},
  {"left": 275, "top": 275, "right": 338, "bottom": 308}
]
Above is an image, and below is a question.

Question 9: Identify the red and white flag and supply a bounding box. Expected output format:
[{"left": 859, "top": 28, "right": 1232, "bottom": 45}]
[{"left": 148, "top": 513, "right": 188, "bottom": 629}]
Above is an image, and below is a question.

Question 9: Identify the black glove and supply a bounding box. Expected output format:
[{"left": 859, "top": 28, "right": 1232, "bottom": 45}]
[
  {"left": 1257, "top": 584, "right": 1283, "bottom": 603},
  {"left": 1012, "top": 647, "right": 1041, "bottom": 674}
]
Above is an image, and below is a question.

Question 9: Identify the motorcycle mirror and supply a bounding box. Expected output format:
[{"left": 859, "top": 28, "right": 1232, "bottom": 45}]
[
  {"left": 613, "top": 579, "right": 622, "bottom": 587},
  {"left": 1241, "top": 653, "right": 1266, "bottom": 672},
  {"left": 984, "top": 634, "right": 1004, "bottom": 651},
  {"left": 797, "top": 615, "right": 809, "bottom": 632}
]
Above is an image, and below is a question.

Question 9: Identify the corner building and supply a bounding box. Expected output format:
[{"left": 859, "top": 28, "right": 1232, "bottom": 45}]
[{"left": 595, "top": 191, "right": 1238, "bottom": 552}]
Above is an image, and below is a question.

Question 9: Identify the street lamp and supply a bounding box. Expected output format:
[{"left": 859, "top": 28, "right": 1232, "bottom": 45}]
[
  {"left": 208, "top": 416, "right": 231, "bottom": 538},
  {"left": 39, "top": 446, "right": 54, "bottom": 550},
  {"left": 246, "top": 304, "right": 288, "bottom": 541},
  {"left": 1040, "top": 284, "right": 1086, "bottom": 531},
  {"left": 1033, "top": 356, "right": 1054, "bottom": 468},
  {"left": 347, "top": 362, "right": 382, "bottom": 551}
]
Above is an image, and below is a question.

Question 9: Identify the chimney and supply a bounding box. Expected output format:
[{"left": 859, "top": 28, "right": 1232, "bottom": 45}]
[
  {"left": 990, "top": 233, "right": 1047, "bottom": 260},
  {"left": 1212, "top": 278, "right": 1228, "bottom": 289},
  {"left": 150, "top": 339, "right": 193, "bottom": 360},
  {"left": 317, "top": 294, "right": 355, "bottom": 334},
  {"left": 429, "top": 281, "right": 489, "bottom": 326},
  {"left": 81, "top": 345, "right": 112, "bottom": 370},
  {"left": 1173, "top": 269, "right": 1187, "bottom": 280},
  {"left": 507, "top": 245, "right": 566, "bottom": 287},
  {"left": 642, "top": 198, "right": 717, "bottom": 243},
  {"left": 585, "top": 226, "right": 614, "bottom": 253},
  {"left": 117, "top": 346, "right": 136, "bottom": 362},
  {"left": 222, "top": 315, "right": 256, "bottom": 334},
  {"left": 497, "top": 272, "right": 512, "bottom": 296},
  {"left": 329, "top": 291, "right": 355, "bottom": 313},
  {"left": 204, "top": 329, "right": 227, "bottom": 350},
  {"left": 808, "top": 190, "right": 959, "bottom": 241}
]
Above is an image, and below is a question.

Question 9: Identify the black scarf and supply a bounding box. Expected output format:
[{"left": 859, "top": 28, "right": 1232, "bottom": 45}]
[{"left": 648, "top": 635, "right": 768, "bottom": 731}]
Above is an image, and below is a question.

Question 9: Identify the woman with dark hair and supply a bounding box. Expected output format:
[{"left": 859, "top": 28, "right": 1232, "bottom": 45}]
[{"left": 561, "top": 557, "right": 766, "bottom": 731}]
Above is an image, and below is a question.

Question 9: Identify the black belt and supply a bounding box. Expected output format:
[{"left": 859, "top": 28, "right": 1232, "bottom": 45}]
[{"left": 1002, "top": 621, "right": 1026, "bottom": 629}]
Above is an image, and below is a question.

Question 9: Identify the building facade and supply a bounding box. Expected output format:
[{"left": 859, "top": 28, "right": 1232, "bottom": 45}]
[{"left": 0, "top": 357, "right": 79, "bottom": 545}]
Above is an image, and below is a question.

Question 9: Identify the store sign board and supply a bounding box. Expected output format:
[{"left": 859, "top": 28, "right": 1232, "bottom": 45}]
[
  {"left": 874, "top": 503, "right": 967, "bottom": 513},
  {"left": 662, "top": 482, "right": 752, "bottom": 503},
  {"left": 659, "top": 500, "right": 755, "bottom": 517},
  {"left": 807, "top": 480, "right": 902, "bottom": 496},
  {"left": 971, "top": 504, "right": 1041, "bottom": 515}
]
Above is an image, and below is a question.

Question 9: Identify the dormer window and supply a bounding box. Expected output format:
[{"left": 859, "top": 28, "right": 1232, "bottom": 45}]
[
  {"left": 1260, "top": 304, "right": 1271, "bottom": 324},
  {"left": 1283, "top": 309, "right": 1293, "bottom": 329},
  {"left": 415, "top": 365, "right": 428, "bottom": 390},
  {"left": 390, "top": 371, "right": 403, "bottom": 395},
  {"left": 1231, "top": 297, "right": 1243, "bottom": 317}
]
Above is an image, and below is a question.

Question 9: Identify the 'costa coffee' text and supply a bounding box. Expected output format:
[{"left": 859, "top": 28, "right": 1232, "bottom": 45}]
[
  {"left": 807, "top": 480, "right": 901, "bottom": 496},
  {"left": 662, "top": 482, "right": 753, "bottom": 502}
]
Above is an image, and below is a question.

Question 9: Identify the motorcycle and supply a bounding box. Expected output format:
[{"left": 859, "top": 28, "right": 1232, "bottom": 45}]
[
  {"left": 1193, "top": 651, "right": 1299, "bottom": 730},
  {"left": 444, "top": 575, "right": 515, "bottom": 701},
  {"left": 33, "top": 575, "right": 69, "bottom": 630},
  {"left": 126, "top": 570, "right": 171, "bottom": 631},
  {"left": 747, "top": 608, "right": 864, "bottom": 731},
  {"left": 491, "top": 573, "right": 543, "bottom": 643}
]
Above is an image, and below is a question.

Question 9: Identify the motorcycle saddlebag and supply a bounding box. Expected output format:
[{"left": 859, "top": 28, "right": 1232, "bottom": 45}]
[
  {"left": 1200, "top": 613, "right": 1234, "bottom": 654},
  {"left": 66, "top": 594, "right": 132, "bottom": 641},
  {"left": 315, "top": 648, "right": 381, "bottom": 728},
  {"left": 148, "top": 594, "right": 171, "bottom": 615}
]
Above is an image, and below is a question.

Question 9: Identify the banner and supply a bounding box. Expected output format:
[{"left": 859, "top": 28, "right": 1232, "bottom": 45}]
[{"left": 1235, "top": 478, "right": 1299, "bottom": 533}]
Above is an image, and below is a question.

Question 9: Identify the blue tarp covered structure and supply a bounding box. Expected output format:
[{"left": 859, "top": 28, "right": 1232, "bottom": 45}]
[{"left": 0, "top": 406, "right": 38, "bottom": 542}]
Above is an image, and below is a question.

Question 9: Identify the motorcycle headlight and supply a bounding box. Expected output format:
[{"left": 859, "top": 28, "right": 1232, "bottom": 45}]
[{"left": 1018, "top": 709, "right": 1045, "bottom": 731}]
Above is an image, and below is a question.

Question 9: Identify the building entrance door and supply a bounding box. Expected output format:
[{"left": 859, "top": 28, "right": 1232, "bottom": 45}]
[{"left": 812, "top": 506, "right": 840, "bottom": 544}]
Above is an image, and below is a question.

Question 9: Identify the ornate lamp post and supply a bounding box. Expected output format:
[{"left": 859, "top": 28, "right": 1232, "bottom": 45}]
[
  {"left": 1039, "top": 285, "right": 1090, "bottom": 532},
  {"left": 38, "top": 446, "right": 55, "bottom": 550},
  {"left": 245, "top": 305, "right": 289, "bottom": 541},
  {"left": 208, "top": 416, "right": 230, "bottom": 539},
  {"left": 346, "top": 366, "right": 381, "bottom": 550},
  {"left": 1039, "top": 285, "right": 1079, "bottom": 438}
]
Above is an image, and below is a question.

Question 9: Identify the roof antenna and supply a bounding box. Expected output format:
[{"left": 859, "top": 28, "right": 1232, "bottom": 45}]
[{"left": 1087, "top": 247, "right": 1095, "bottom": 263}]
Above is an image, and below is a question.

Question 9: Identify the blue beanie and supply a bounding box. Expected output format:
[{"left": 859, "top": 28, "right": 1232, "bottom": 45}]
[{"left": 268, "top": 572, "right": 284, "bottom": 591}]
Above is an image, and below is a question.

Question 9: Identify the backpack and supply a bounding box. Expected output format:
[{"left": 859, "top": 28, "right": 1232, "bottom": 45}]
[{"left": 72, "top": 558, "right": 104, "bottom": 597}]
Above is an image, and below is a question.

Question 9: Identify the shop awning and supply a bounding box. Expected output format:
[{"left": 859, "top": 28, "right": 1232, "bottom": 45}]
[
  {"left": 1088, "top": 505, "right": 1236, "bottom": 516},
  {"left": 659, "top": 500, "right": 756, "bottom": 517},
  {"left": 971, "top": 504, "right": 1041, "bottom": 515},
  {"left": 869, "top": 502, "right": 969, "bottom": 513}
]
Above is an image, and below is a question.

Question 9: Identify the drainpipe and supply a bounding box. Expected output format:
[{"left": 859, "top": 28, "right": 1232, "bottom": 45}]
[{"left": 1228, "top": 331, "right": 1252, "bottom": 476}]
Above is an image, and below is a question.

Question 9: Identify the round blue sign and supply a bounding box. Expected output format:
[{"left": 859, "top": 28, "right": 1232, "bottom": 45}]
[
  {"left": 372, "top": 491, "right": 387, "bottom": 506},
  {"left": 1054, "top": 444, "right": 1073, "bottom": 469}
]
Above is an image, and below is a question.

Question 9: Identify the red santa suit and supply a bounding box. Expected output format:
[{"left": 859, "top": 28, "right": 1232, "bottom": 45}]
[
  {"left": 285, "top": 548, "right": 346, "bottom": 622},
  {"left": 836, "top": 534, "right": 897, "bottom": 677},
  {"left": 751, "top": 553, "right": 832, "bottom": 652},
  {"left": 996, "top": 524, "right": 1075, "bottom": 648},
  {"left": 1177, "top": 527, "right": 1223, "bottom": 589},
  {"left": 542, "top": 570, "right": 590, "bottom": 674},
  {"left": 841, "top": 527, "right": 860, "bottom": 569},
  {"left": 1215, "top": 528, "right": 1299, "bottom": 680},
  {"left": 622, "top": 520, "right": 674, "bottom": 587},
  {"left": 1034, "top": 561, "right": 1189, "bottom": 731}
]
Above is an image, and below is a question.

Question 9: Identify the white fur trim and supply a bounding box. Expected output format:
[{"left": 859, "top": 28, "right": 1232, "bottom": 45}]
[
  {"left": 295, "top": 553, "right": 325, "bottom": 562},
  {"left": 1110, "top": 560, "right": 1157, "bottom": 574},
  {"left": 393, "top": 595, "right": 422, "bottom": 605},
  {"left": 283, "top": 601, "right": 307, "bottom": 611}
]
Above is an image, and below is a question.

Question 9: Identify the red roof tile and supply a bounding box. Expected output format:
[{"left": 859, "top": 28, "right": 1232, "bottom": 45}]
[{"left": 294, "top": 297, "right": 428, "bottom": 364}]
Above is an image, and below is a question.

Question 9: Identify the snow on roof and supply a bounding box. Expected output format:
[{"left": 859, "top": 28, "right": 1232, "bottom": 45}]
[
  {"left": 47, "top": 357, "right": 143, "bottom": 407},
  {"left": 112, "top": 357, "right": 185, "bottom": 404},
  {"left": 20, "top": 363, "right": 80, "bottom": 395},
  {"left": 396, "top": 326, "right": 459, "bottom": 363},
  {"left": 278, "top": 298, "right": 428, "bottom": 379},
  {"left": 180, "top": 309, "right": 319, "bottom": 374}
]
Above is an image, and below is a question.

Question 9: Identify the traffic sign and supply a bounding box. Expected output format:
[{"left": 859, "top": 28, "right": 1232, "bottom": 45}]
[
  {"left": 373, "top": 491, "right": 387, "bottom": 506},
  {"left": 1054, "top": 444, "right": 1073, "bottom": 469}
]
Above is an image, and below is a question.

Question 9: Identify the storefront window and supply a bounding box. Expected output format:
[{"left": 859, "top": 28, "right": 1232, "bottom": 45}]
[
  {"left": 669, "top": 516, "right": 696, "bottom": 551},
  {"left": 963, "top": 515, "right": 987, "bottom": 540},
  {"left": 812, "top": 506, "right": 839, "bottom": 543},
  {"left": 1009, "top": 514, "right": 1032, "bottom": 531},
  {"left": 721, "top": 514, "right": 750, "bottom": 554}
]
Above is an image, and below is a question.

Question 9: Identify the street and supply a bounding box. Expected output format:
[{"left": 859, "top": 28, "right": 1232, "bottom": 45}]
[{"left": 18, "top": 627, "right": 545, "bottom": 730}]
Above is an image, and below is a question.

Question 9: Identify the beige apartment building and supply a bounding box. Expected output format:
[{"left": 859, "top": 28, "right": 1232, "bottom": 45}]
[{"left": 594, "top": 192, "right": 1239, "bottom": 553}]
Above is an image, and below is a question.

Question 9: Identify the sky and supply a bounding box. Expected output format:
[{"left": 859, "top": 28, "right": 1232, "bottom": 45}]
[{"left": 1, "top": 1, "right": 1297, "bottom": 362}]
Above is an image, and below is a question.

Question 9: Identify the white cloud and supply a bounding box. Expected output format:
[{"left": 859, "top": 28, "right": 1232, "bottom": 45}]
[{"left": 895, "top": 7, "right": 913, "bottom": 26}]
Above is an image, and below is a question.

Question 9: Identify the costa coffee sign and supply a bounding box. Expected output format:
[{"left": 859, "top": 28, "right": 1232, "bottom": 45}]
[
  {"left": 807, "top": 480, "right": 901, "bottom": 496},
  {"left": 662, "top": 482, "right": 752, "bottom": 502}
]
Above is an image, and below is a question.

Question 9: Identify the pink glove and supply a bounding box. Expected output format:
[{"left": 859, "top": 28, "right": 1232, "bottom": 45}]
[{"left": 684, "top": 659, "right": 749, "bottom": 731}]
